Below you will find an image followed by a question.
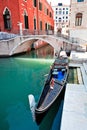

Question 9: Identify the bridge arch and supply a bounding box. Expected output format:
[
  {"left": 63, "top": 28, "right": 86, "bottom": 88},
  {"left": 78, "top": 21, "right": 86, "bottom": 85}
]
[
  {"left": 9, "top": 35, "right": 86, "bottom": 56},
  {"left": 9, "top": 36, "right": 56, "bottom": 55}
]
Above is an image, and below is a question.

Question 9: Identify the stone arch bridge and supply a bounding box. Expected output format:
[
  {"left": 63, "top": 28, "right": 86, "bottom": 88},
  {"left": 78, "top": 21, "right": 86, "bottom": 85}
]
[{"left": 0, "top": 35, "right": 86, "bottom": 57}]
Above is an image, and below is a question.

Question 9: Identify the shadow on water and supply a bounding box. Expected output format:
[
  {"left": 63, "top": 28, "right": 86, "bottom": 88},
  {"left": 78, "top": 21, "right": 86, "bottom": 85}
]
[
  {"left": 39, "top": 99, "right": 64, "bottom": 130},
  {"left": 6, "top": 97, "right": 64, "bottom": 130}
]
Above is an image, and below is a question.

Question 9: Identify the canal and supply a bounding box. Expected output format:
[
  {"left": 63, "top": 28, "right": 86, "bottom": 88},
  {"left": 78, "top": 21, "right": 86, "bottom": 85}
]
[{"left": 0, "top": 45, "right": 63, "bottom": 130}]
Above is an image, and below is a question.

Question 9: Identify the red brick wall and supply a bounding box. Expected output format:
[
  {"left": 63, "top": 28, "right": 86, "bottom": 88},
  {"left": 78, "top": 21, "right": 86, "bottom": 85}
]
[
  {"left": 0, "top": 0, "right": 54, "bottom": 34},
  {"left": 0, "top": 0, "right": 20, "bottom": 33}
]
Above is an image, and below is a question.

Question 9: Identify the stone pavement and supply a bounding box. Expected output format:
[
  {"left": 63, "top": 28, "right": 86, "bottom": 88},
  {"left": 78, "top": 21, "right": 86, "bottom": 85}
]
[{"left": 60, "top": 62, "right": 87, "bottom": 130}]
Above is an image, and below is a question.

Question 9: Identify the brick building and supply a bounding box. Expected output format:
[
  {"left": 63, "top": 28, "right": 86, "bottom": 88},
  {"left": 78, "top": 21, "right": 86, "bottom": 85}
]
[{"left": 0, "top": 0, "right": 54, "bottom": 34}]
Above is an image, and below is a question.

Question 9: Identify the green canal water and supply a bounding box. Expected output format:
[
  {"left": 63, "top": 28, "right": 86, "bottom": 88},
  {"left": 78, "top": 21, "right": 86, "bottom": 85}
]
[{"left": 0, "top": 45, "right": 62, "bottom": 130}]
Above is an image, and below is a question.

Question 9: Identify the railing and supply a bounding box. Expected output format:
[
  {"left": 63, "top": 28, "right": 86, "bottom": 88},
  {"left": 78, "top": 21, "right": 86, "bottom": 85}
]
[
  {"left": 57, "top": 34, "right": 87, "bottom": 45},
  {"left": 0, "top": 32, "right": 17, "bottom": 40},
  {"left": 0, "top": 30, "right": 54, "bottom": 40},
  {"left": 22, "top": 29, "right": 54, "bottom": 35},
  {"left": 0, "top": 30, "right": 87, "bottom": 46}
]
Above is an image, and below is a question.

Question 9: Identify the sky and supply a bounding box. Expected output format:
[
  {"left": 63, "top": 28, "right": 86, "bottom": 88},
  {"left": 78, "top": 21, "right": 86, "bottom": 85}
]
[{"left": 47, "top": 0, "right": 70, "bottom": 6}]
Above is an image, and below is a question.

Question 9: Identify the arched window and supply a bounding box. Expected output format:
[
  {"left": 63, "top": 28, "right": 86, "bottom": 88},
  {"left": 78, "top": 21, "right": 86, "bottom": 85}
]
[
  {"left": 75, "top": 13, "right": 82, "bottom": 26},
  {"left": 24, "top": 10, "right": 29, "bottom": 29},
  {"left": 3, "top": 8, "right": 11, "bottom": 30},
  {"left": 34, "top": 17, "right": 36, "bottom": 30}
]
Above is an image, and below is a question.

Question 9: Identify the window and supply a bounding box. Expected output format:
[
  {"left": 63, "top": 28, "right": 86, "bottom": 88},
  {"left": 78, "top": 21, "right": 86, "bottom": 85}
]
[
  {"left": 47, "top": 9, "right": 49, "bottom": 15},
  {"left": 75, "top": 13, "right": 82, "bottom": 26},
  {"left": 24, "top": 11, "right": 29, "bottom": 29},
  {"left": 58, "top": 3, "right": 62, "bottom": 6},
  {"left": 48, "top": 24, "right": 51, "bottom": 30},
  {"left": 77, "top": 0, "right": 84, "bottom": 2},
  {"left": 59, "top": 11, "right": 62, "bottom": 14},
  {"left": 3, "top": 8, "right": 11, "bottom": 30},
  {"left": 56, "top": 11, "right": 57, "bottom": 14},
  {"left": 63, "top": 11, "right": 65, "bottom": 14},
  {"left": 58, "top": 8, "right": 61, "bottom": 14},
  {"left": 66, "top": 11, "right": 68, "bottom": 14},
  {"left": 59, "top": 8, "right": 61, "bottom": 10},
  {"left": 40, "top": 21, "right": 42, "bottom": 30},
  {"left": 39, "top": 2, "right": 42, "bottom": 11},
  {"left": 34, "top": 17, "right": 36, "bottom": 30},
  {"left": 45, "top": 23, "right": 47, "bottom": 30},
  {"left": 34, "top": 0, "right": 37, "bottom": 7},
  {"left": 59, "top": 17, "right": 61, "bottom": 22},
  {"left": 50, "top": 12, "right": 52, "bottom": 18}
]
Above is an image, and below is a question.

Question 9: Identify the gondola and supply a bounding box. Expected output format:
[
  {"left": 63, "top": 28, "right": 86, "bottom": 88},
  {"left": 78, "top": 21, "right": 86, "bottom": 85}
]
[{"left": 35, "top": 51, "right": 69, "bottom": 125}]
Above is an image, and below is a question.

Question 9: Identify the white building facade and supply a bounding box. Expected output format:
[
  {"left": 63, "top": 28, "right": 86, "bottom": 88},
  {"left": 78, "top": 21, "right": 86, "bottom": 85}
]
[
  {"left": 52, "top": 3, "right": 70, "bottom": 35},
  {"left": 70, "top": 0, "right": 87, "bottom": 41}
]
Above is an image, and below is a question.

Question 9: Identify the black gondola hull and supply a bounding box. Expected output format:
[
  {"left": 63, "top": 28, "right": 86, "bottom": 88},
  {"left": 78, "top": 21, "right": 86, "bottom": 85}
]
[
  {"left": 35, "top": 84, "right": 66, "bottom": 125},
  {"left": 35, "top": 51, "right": 69, "bottom": 125}
]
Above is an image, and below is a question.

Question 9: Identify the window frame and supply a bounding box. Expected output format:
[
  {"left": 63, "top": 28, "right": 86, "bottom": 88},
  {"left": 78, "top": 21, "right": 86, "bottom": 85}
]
[
  {"left": 75, "top": 13, "right": 82, "bottom": 26},
  {"left": 34, "top": 17, "right": 36, "bottom": 30},
  {"left": 34, "top": 0, "right": 37, "bottom": 7},
  {"left": 3, "top": 8, "right": 11, "bottom": 30},
  {"left": 39, "top": 2, "right": 42, "bottom": 11}
]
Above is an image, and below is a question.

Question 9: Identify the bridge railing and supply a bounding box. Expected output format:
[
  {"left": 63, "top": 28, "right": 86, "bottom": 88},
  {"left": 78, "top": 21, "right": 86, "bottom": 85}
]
[
  {"left": 0, "top": 30, "right": 87, "bottom": 46},
  {"left": 0, "top": 30, "right": 54, "bottom": 40},
  {"left": 22, "top": 29, "right": 54, "bottom": 35},
  {"left": 57, "top": 34, "right": 87, "bottom": 45},
  {"left": 0, "top": 32, "right": 17, "bottom": 40}
]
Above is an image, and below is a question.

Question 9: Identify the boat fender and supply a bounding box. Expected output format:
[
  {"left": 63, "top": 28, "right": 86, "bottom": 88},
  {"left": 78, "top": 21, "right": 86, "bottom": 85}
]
[{"left": 28, "top": 94, "right": 36, "bottom": 121}]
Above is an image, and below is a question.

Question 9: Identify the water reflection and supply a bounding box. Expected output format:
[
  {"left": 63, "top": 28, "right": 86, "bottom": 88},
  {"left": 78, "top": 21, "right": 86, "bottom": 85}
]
[{"left": 20, "top": 45, "right": 54, "bottom": 59}]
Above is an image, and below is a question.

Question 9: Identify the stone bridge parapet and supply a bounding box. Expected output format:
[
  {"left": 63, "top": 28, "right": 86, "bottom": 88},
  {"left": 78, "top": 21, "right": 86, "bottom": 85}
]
[{"left": 0, "top": 35, "right": 86, "bottom": 57}]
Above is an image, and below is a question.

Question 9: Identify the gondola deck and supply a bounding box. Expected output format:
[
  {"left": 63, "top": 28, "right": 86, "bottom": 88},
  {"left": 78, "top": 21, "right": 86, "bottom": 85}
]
[{"left": 39, "top": 83, "right": 63, "bottom": 110}]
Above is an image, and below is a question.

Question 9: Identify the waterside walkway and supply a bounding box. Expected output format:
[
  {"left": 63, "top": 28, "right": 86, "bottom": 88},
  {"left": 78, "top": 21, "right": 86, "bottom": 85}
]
[{"left": 60, "top": 54, "right": 87, "bottom": 130}]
